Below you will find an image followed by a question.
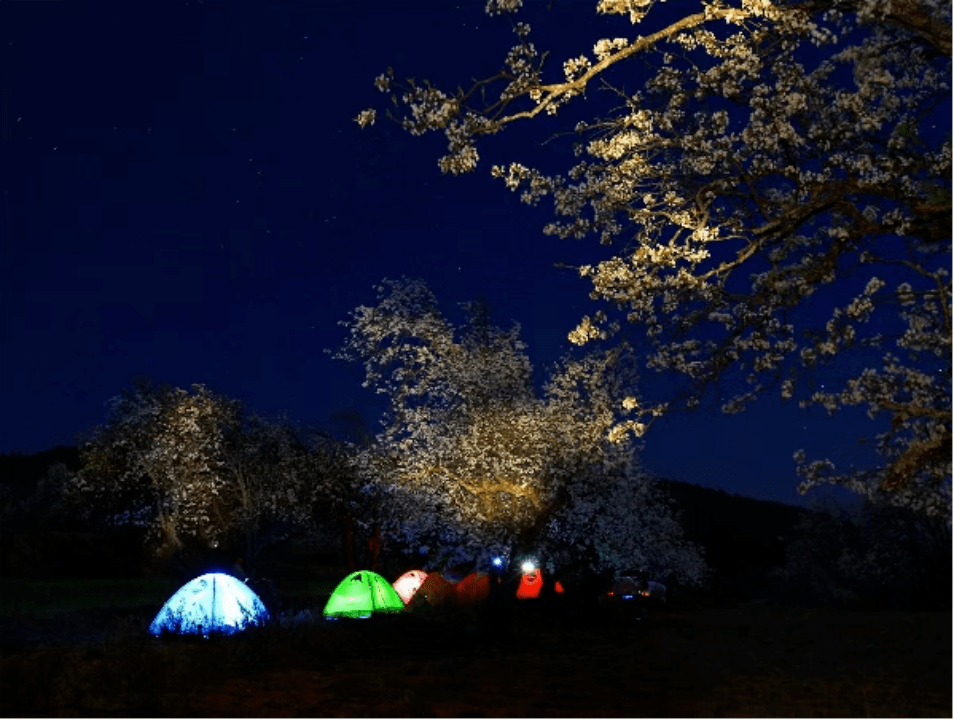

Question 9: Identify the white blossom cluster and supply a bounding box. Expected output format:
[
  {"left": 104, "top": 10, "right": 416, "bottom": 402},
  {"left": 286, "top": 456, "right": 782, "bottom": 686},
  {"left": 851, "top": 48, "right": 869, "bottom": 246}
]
[
  {"left": 795, "top": 275, "right": 951, "bottom": 517},
  {"left": 66, "top": 383, "right": 332, "bottom": 562},
  {"left": 356, "top": 0, "right": 951, "bottom": 506},
  {"left": 593, "top": 37, "right": 630, "bottom": 62},
  {"left": 563, "top": 54, "right": 593, "bottom": 83},
  {"left": 597, "top": 0, "right": 656, "bottom": 25},
  {"left": 143, "top": 387, "right": 234, "bottom": 550},
  {"left": 485, "top": 0, "right": 523, "bottom": 15},
  {"left": 542, "top": 443, "right": 710, "bottom": 583},
  {"left": 330, "top": 278, "right": 708, "bottom": 579}
]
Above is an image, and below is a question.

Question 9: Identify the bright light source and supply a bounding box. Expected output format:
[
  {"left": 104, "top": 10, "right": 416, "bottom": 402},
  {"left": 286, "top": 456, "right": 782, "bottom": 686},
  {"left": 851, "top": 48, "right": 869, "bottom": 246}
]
[
  {"left": 521, "top": 560, "right": 535, "bottom": 574},
  {"left": 492, "top": 557, "right": 504, "bottom": 568},
  {"left": 149, "top": 573, "right": 269, "bottom": 637}
]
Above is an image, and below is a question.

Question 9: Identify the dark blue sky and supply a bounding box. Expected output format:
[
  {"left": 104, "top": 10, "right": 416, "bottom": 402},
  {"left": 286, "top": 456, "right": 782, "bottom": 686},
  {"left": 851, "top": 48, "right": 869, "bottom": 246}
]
[{"left": 2, "top": 0, "right": 917, "bottom": 508}]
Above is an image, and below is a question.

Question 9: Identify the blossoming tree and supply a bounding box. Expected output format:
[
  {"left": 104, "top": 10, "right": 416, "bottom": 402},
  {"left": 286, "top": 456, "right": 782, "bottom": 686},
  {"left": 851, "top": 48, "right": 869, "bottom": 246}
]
[
  {"left": 329, "top": 278, "right": 709, "bottom": 583},
  {"left": 355, "top": 0, "right": 951, "bottom": 515},
  {"left": 68, "top": 381, "right": 325, "bottom": 566}
]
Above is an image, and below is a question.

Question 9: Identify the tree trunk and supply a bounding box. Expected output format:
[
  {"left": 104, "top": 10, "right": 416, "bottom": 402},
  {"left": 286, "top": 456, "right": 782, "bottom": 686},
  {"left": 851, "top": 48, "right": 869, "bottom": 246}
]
[
  {"left": 340, "top": 513, "right": 357, "bottom": 571},
  {"left": 367, "top": 525, "right": 382, "bottom": 572}
]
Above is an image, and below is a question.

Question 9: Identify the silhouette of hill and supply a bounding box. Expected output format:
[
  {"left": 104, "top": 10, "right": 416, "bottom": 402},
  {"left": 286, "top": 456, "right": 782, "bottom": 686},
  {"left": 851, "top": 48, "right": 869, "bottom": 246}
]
[{"left": 655, "top": 477, "right": 816, "bottom": 598}]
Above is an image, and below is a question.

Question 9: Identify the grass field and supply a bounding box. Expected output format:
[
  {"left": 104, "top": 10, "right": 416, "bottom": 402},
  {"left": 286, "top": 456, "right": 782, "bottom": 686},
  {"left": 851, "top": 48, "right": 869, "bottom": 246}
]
[
  {"left": 0, "top": 576, "right": 341, "bottom": 617},
  {"left": 0, "top": 580, "right": 949, "bottom": 717},
  {"left": 0, "top": 578, "right": 182, "bottom": 616}
]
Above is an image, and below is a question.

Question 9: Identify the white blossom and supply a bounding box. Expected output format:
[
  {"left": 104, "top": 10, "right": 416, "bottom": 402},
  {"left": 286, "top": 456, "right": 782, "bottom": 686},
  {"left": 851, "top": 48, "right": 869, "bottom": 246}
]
[
  {"left": 67, "top": 383, "right": 334, "bottom": 561},
  {"left": 485, "top": 0, "right": 523, "bottom": 15},
  {"left": 354, "top": 109, "right": 375, "bottom": 128},
  {"left": 329, "top": 278, "right": 708, "bottom": 579},
  {"left": 357, "top": 0, "right": 951, "bottom": 511}
]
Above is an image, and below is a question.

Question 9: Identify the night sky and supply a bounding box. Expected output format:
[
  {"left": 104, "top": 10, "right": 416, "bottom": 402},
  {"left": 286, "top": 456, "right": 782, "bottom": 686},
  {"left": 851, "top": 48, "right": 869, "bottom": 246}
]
[{"left": 2, "top": 0, "right": 930, "bottom": 508}]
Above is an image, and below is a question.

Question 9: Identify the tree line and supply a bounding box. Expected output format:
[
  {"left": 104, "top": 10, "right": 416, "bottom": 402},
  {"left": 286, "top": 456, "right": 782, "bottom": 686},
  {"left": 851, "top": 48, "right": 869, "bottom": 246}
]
[
  {"left": 1, "top": 277, "right": 948, "bottom": 608},
  {"left": 11, "top": 280, "right": 707, "bottom": 587}
]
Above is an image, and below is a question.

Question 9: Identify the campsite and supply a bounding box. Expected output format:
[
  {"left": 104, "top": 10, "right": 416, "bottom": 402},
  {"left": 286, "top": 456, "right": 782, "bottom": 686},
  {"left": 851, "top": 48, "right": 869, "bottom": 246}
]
[
  {"left": 1, "top": 561, "right": 950, "bottom": 717},
  {"left": 3, "top": 0, "right": 951, "bottom": 714},
  {"left": 1, "top": 449, "right": 950, "bottom": 717}
]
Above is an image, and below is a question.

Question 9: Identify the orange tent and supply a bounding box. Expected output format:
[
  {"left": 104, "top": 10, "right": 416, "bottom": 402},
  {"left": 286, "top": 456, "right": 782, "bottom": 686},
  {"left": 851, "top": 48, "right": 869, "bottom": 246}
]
[
  {"left": 455, "top": 572, "right": 490, "bottom": 605},
  {"left": 409, "top": 571, "right": 457, "bottom": 608}
]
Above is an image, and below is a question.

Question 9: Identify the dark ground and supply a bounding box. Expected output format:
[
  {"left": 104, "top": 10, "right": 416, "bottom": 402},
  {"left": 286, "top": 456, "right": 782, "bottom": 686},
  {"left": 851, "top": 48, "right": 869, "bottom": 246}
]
[{"left": 0, "top": 596, "right": 950, "bottom": 717}]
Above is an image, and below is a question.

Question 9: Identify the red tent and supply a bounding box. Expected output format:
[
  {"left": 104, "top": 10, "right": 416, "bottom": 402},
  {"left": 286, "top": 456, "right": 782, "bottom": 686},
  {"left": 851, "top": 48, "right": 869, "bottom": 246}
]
[
  {"left": 409, "top": 571, "right": 457, "bottom": 608},
  {"left": 516, "top": 568, "right": 543, "bottom": 599},
  {"left": 455, "top": 572, "right": 490, "bottom": 605}
]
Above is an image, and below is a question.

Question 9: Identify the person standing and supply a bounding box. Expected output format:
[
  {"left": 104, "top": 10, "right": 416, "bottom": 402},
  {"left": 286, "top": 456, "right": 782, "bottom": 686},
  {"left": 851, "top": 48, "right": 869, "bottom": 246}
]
[{"left": 228, "top": 557, "right": 247, "bottom": 581}]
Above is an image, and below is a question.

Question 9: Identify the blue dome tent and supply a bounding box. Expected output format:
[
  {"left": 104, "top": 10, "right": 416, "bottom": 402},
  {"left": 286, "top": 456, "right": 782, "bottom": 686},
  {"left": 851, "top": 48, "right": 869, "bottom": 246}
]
[{"left": 150, "top": 572, "right": 270, "bottom": 637}]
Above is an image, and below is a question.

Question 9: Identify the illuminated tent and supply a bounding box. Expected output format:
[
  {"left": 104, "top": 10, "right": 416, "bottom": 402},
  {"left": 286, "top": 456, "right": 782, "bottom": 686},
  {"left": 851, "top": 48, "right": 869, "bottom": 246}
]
[
  {"left": 517, "top": 567, "right": 544, "bottom": 599},
  {"left": 408, "top": 572, "right": 456, "bottom": 608},
  {"left": 149, "top": 573, "right": 269, "bottom": 637},
  {"left": 323, "top": 570, "right": 405, "bottom": 619},
  {"left": 392, "top": 569, "right": 428, "bottom": 605},
  {"left": 455, "top": 572, "right": 490, "bottom": 605},
  {"left": 642, "top": 580, "right": 667, "bottom": 604}
]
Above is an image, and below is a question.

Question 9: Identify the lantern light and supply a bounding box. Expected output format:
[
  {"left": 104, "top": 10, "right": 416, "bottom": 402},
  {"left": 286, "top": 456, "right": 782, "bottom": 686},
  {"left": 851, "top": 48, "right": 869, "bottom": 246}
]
[
  {"left": 492, "top": 557, "right": 504, "bottom": 568},
  {"left": 521, "top": 560, "right": 535, "bottom": 574}
]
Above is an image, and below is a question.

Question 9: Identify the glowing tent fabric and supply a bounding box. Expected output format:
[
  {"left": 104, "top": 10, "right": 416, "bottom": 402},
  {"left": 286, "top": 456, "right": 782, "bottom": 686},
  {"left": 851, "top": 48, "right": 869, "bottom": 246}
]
[
  {"left": 149, "top": 573, "right": 269, "bottom": 637},
  {"left": 455, "top": 572, "right": 490, "bottom": 605},
  {"left": 323, "top": 570, "right": 405, "bottom": 618},
  {"left": 516, "top": 568, "right": 544, "bottom": 599},
  {"left": 392, "top": 569, "right": 428, "bottom": 605},
  {"left": 409, "top": 571, "right": 456, "bottom": 608}
]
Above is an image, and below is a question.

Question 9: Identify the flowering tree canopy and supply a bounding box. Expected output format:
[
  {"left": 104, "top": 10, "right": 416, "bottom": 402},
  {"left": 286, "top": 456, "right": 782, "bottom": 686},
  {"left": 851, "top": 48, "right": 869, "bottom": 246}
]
[
  {"left": 329, "top": 278, "right": 709, "bottom": 582},
  {"left": 68, "top": 381, "right": 325, "bottom": 563},
  {"left": 224, "top": 411, "right": 334, "bottom": 563},
  {"left": 356, "top": 0, "right": 951, "bottom": 513}
]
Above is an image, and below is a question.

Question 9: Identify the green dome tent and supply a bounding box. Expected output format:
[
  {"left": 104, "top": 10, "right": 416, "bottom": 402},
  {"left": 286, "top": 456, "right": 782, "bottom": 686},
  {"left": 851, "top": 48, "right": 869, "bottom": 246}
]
[{"left": 323, "top": 570, "right": 405, "bottom": 619}]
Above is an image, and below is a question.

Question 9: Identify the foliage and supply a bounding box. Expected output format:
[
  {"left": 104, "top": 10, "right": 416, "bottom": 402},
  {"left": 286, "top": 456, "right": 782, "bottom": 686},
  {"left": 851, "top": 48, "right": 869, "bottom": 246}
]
[
  {"left": 65, "top": 380, "right": 329, "bottom": 567},
  {"left": 0, "top": 445, "right": 81, "bottom": 489},
  {"left": 329, "top": 277, "right": 708, "bottom": 582},
  {"left": 778, "top": 484, "right": 952, "bottom": 609},
  {"left": 2, "top": 462, "right": 74, "bottom": 531},
  {"left": 0, "top": 447, "right": 83, "bottom": 532},
  {"left": 224, "top": 412, "right": 328, "bottom": 563},
  {"left": 542, "top": 442, "right": 711, "bottom": 585},
  {"left": 355, "top": 0, "right": 951, "bottom": 509}
]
